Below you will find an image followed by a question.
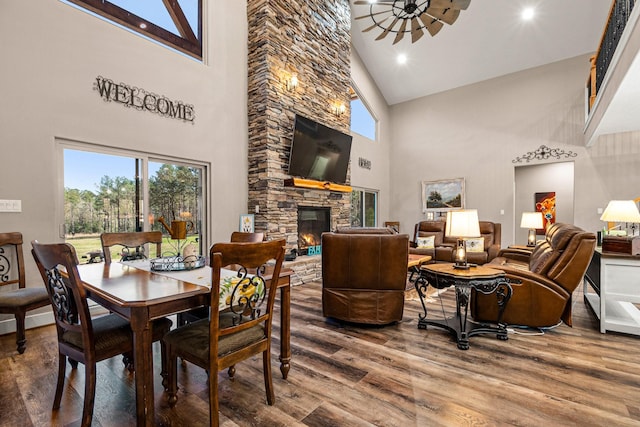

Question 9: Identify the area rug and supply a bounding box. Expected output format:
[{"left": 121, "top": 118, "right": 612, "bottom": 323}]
[{"left": 404, "top": 276, "right": 446, "bottom": 302}]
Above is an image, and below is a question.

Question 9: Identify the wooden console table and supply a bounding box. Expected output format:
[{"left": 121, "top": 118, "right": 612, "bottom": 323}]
[
  {"left": 415, "top": 263, "right": 512, "bottom": 350},
  {"left": 584, "top": 248, "right": 640, "bottom": 335}
]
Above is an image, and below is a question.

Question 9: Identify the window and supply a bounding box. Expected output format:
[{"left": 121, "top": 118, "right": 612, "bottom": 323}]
[
  {"left": 350, "top": 87, "right": 377, "bottom": 141},
  {"left": 62, "top": 144, "right": 207, "bottom": 262},
  {"left": 64, "top": 0, "right": 202, "bottom": 59},
  {"left": 350, "top": 189, "right": 378, "bottom": 227}
]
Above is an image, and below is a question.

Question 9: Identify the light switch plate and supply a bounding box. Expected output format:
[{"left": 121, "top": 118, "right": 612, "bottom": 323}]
[{"left": 0, "top": 199, "right": 22, "bottom": 212}]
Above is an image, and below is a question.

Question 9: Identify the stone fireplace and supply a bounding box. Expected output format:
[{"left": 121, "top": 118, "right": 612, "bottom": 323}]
[
  {"left": 297, "top": 206, "right": 330, "bottom": 255},
  {"left": 246, "top": 0, "right": 352, "bottom": 285}
]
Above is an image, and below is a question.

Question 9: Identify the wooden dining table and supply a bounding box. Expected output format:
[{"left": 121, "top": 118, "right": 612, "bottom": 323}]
[{"left": 75, "top": 261, "right": 292, "bottom": 427}]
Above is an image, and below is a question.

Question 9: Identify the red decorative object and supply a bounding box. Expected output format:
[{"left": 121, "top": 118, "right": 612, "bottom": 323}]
[{"left": 535, "top": 192, "right": 556, "bottom": 234}]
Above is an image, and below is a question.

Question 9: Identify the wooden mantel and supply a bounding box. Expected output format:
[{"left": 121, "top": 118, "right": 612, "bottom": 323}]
[{"left": 284, "top": 178, "right": 352, "bottom": 193}]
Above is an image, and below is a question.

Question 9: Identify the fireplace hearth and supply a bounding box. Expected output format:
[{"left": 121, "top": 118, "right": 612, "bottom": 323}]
[{"left": 297, "top": 207, "right": 330, "bottom": 255}]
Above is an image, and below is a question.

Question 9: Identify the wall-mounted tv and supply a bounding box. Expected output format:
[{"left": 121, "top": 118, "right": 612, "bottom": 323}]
[{"left": 288, "top": 114, "right": 353, "bottom": 184}]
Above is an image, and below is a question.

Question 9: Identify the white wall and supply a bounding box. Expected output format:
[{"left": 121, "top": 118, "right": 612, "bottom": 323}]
[
  {"left": 389, "top": 54, "right": 640, "bottom": 246},
  {"left": 350, "top": 50, "right": 393, "bottom": 229},
  {"left": 0, "top": 1, "right": 247, "bottom": 294}
]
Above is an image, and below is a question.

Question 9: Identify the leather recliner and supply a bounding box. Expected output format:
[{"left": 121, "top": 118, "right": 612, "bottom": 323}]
[
  {"left": 321, "top": 228, "right": 409, "bottom": 324},
  {"left": 410, "top": 220, "right": 502, "bottom": 264},
  {"left": 471, "top": 222, "right": 596, "bottom": 328}
]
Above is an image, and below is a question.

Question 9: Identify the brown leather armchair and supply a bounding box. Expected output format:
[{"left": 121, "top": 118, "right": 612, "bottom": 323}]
[
  {"left": 322, "top": 229, "right": 409, "bottom": 324},
  {"left": 471, "top": 223, "right": 596, "bottom": 328}
]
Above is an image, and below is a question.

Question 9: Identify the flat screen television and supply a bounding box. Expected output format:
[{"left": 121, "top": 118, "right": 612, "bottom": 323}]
[{"left": 288, "top": 114, "right": 353, "bottom": 184}]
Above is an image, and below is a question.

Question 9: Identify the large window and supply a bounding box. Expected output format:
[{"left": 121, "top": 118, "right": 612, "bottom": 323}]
[
  {"left": 62, "top": 144, "right": 207, "bottom": 261},
  {"left": 350, "top": 189, "right": 378, "bottom": 228},
  {"left": 64, "top": 0, "right": 202, "bottom": 59},
  {"left": 350, "top": 87, "right": 377, "bottom": 141}
]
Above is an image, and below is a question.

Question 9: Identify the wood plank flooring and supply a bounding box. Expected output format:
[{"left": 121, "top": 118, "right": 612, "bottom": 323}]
[{"left": 1, "top": 281, "right": 639, "bottom": 426}]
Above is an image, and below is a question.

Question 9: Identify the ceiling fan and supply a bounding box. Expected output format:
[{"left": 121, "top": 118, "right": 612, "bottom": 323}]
[{"left": 353, "top": 0, "right": 471, "bottom": 44}]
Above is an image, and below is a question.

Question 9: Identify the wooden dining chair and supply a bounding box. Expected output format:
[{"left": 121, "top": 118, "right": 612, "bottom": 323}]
[
  {"left": 100, "top": 231, "right": 163, "bottom": 264},
  {"left": 0, "top": 232, "right": 50, "bottom": 354},
  {"left": 176, "top": 231, "right": 265, "bottom": 328},
  {"left": 31, "top": 241, "right": 172, "bottom": 427},
  {"left": 163, "top": 239, "right": 285, "bottom": 426},
  {"left": 229, "top": 231, "right": 264, "bottom": 242}
]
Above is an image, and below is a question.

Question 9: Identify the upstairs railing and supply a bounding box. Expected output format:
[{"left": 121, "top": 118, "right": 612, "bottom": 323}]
[{"left": 587, "top": 0, "right": 636, "bottom": 112}]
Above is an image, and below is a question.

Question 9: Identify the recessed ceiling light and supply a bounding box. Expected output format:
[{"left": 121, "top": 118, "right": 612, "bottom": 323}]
[
  {"left": 397, "top": 54, "right": 407, "bottom": 65},
  {"left": 140, "top": 23, "right": 147, "bottom": 29},
  {"left": 521, "top": 7, "right": 535, "bottom": 21}
]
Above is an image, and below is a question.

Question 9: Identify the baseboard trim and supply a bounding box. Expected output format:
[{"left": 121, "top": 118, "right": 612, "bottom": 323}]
[{"left": 0, "top": 304, "right": 107, "bottom": 335}]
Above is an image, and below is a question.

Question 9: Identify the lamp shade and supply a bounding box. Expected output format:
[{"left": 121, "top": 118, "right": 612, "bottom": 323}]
[
  {"left": 446, "top": 209, "right": 480, "bottom": 238},
  {"left": 600, "top": 200, "right": 640, "bottom": 222},
  {"left": 520, "top": 212, "right": 544, "bottom": 229}
]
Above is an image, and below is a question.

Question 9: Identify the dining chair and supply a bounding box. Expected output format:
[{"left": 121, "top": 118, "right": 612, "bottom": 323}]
[
  {"left": 31, "top": 241, "right": 172, "bottom": 427},
  {"left": 176, "top": 231, "right": 265, "bottom": 328},
  {"left": 163, "top": 239, "right": 286, "bottom": 426},
  {"left": 229, "top": 231, "right": 264, "bottom": 242},
  {"left": 0, "top": 232, "right": 50, "bottom": 354},
  {"left": 100, "top": 231, "right": 163, "bottom": 264}
]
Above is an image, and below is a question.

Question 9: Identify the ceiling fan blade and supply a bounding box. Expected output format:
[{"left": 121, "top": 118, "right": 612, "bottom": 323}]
[
  {"left": 355, "top": 9, "right": 392, "bottom": 20},
  {"left": 419, "top": 14, "right": 444, "bottom": 36},
  {"left": 393, "top": 19, "right": 408, "bottom": 45},
  {"left": 363, "top": 17, "right": 389, "bottom": 32},
  {"left": 411, "top": 17, "right": 424, "bottom": 43},
  {"left": 375, "top": 17, "right": 399, "bottom": 40},
  {"left": 426, "top": 7, "right": 460, "bottom": 25},
  {"left": 429, "top": 0, "right": 471, "bottom": 10}
]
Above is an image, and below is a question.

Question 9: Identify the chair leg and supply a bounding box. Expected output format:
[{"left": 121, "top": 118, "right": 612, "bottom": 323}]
[
  {"left": 53, "top": 353, "right": 67, "bottom": 410},
  {"left": 69, "top": 359, "right": 79, "bottom": 369},
  {"left": 209, "top": 366, "right": 219, "bottom": 427},
  {"left": 160, "top": 340, "right": 168, "bottom": 390},
  {"left": 15, "top": 311, "right": 27, "bottom": 354},
  {"left": 227, "top": 365, "right": 235, "bottom": 379},
  {"left": 262, "top": 348, "right": 275, "bottom": 405},
  {"left": 82, "top": 362, "right": 97, "bottom": 427},
  {"left": 167, "top": 346, "right": 178, "bottom": 407}
]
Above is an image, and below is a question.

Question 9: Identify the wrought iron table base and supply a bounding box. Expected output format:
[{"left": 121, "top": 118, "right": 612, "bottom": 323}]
[{"left": 415, "top": 268, "right": 512, "bottom": 350}]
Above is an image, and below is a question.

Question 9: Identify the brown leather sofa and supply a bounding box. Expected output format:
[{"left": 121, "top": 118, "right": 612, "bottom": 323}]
[
  {"left": 471, "top": 222, "right": 596, "bottom": 328},
  {"left": 321, "top": 228, "right": 409, "bottom": 324},
  {"left": 410, "top": 220, "right": 501, "bottom": 265}
]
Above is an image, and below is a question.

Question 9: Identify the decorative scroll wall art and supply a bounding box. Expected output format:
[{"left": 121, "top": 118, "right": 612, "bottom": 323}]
[
  {"left": 93, "top": 76, "right": 195, "bottom": 123},
  {"left": 512, "top": 145, "right": 577, "bottom": 163},
  {"left": 535, "top": 191, "right": 556, "bottom": 233}
]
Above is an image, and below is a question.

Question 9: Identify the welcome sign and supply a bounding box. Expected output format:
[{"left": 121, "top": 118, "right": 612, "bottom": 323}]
[{"left": 93, "top": 76, "right": 195, "bottom": 123}]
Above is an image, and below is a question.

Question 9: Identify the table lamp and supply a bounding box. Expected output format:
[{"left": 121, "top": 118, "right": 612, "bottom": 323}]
[
  {"left": 445, "top": 209, "right": 480, "bottom": 269},
  {"left": 520, "top": 212, "right": 544, "bottom": 247},
  {"left": 600, "top": 200, "right": 640, "bottom": 234}
]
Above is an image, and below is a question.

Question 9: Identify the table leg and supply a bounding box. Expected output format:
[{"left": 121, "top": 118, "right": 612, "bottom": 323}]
[
  {"left": 279, "top": 284, "right": 291, "bottom": 379},
  {"left": 130, "top": 310, "right": 155, "bottom": 427}
]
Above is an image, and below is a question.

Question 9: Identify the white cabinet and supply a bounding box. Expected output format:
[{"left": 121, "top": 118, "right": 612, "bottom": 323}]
[{"left": 584, "top": 249, "right": 640, "bottom": 335}]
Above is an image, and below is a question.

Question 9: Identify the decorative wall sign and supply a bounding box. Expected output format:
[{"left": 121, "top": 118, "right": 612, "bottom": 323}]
[
  {"left": 239, "top": 214, "right": 255, "bottom": 233},
  {"left": 421, "top": 178, "right": 465, "bottom": 212},
  {"left": 512, "top": 145, "right": 576, "bottom": 163},
  {"left": 359, "top": 157, "right": 371, "bottom": 169},
  {"left": 535, "top": 192, "right": 556, "bottom": 233},
  {"left": 93, "top": 76, "right": 194, "bottom": 123}
]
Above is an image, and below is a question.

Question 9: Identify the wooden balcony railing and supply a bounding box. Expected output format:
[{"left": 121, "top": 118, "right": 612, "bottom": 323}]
[{"left": 587, "top": 0, "right": 636, "bottom": 112}]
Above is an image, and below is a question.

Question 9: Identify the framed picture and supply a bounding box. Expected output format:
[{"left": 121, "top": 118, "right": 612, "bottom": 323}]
[
  {"left": 535, "top": 192, "right": 556, "bottom": 233},
  {"left": 421, "top": 178, "right": 465, "bottom": 212},
  {"left": 239, "top": 214, "right": 255, "bottom": 233}
]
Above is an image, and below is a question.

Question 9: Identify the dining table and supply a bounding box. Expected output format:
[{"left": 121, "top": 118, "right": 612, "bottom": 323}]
[{"left": 75, "top": 260, "right": 292, "bottom": 427}]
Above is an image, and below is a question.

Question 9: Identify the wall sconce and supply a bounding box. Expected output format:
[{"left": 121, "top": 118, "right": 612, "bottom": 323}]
[
  {"left": 332, "top": 102, "right": 346, "bottom": 116},
  {"left": 286, "top": 74, "right": 298, "bottom": 92}
]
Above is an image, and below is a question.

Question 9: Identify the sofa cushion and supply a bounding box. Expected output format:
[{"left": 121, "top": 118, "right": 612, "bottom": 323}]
[
  {"left": 466, "top": 237, "right": 484, "bottom": 253},
  {"left": 416, "top": 235, "right": 435, "bottom": 249}
]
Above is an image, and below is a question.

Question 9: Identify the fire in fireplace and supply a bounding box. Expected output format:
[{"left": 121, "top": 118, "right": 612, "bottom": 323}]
[{"left": 297, "top": 207, "right": 330, "bottom": 255}]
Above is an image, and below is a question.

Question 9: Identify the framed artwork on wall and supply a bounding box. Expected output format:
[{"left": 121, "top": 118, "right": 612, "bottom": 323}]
[
  {"left": 535, "top": 191, "right": 556, "bottom": 233},
  {"left": 239, "top": 214, "right": 255, "bottom": 233},
  {"left": 421, "top": 178, "right": 465, "bottom": 212}
]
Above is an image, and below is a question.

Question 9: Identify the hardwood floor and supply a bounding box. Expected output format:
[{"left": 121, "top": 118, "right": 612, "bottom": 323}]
[{"left": 1, "top": 281, "right": 639, "bottom": 426}]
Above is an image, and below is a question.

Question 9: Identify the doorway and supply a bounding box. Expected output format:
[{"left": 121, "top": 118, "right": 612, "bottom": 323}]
[{"left": 514, "top": 162, "right": 575, "bottom": 245}]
